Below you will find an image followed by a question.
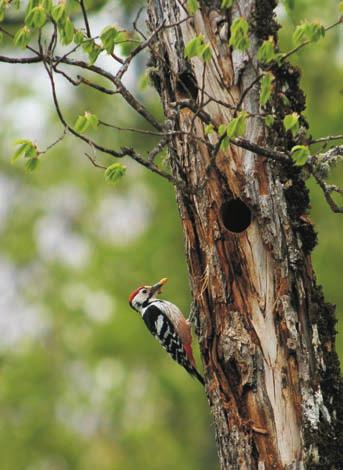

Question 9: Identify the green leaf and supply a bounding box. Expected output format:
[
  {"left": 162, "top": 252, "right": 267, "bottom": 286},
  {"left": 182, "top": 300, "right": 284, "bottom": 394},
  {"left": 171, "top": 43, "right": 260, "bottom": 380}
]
[
  {"left": 220, "top": 136, "right": 231, "bottom": 151},
  {"left": 86, "top": 112, "right": 99, "bottom": 130},
  {"left": 204, "top": 124, "right": 214, "bottom": 135},
  {"left": 100, "top": 25, "right": 119, "bottom": 54},
  {"left": 221, "top": 0, "right": 234, "bottom": 8},
  {"left": 200, "top": 43, "right": 212, "bottom": 62},
  {"left": 229, "top": 17, "right": 250, "bottom": 52},
  {"left": 260, "top": 72, "right": 274, "bottom": 107},
  {"left": 218, "top": 112, "right": 248, "bottom": 147},
  {"left": 339, "top": 1, "right": 343, "bottom": 13},
  {"left": 187, "top": 0, "right": 199, "bottom": 15},
  {"left": 283, "top": 112, "right": 300, "bottom": 137},
  {"left": 292, "top": 21, "right": 325, "bottom": 47},
  {"left": 264, "top": 115, "right": 275, "bottom": 128},
  {"left": 14, "top": 26, "right": 32, "bottom": 48},
  {"left": 226, "top": 111, "right": 248, "bottom": 139},
  {"left": 25, "top": 157, "right": 39, "bottom": 172},
  {"left": 119, "top": 31, "right": 139, "bottom": 57},
  {"left": 25, "top": 4, "right": 46, "bottom": 29},
  {"left": 184, "top": 35, "right": 212, "bottom": 62},
  {"left": 74, "top": 30, "right": 85, "bottom": 45},
  {"left": 104, "top": 163, "right": 126, "bottom": 185},
  {"left": 11, "top": 139, "right": 38, "bottom": 164},
  {"left": 257, "top": 37, "right": 280, "bottom": 64},
  {"left": 58, "top": 16, "right": 74, "bottom": 45},
  {"left": 184, "top": 35, "right": 204, "bottom": 59},
  {"left": 41, "top": 0, "right": 51, "bottom": 13},
  {"left": 74, "top": 113, "right": 99, "bottom": 133},
  {"left": 280, "top": 94, "right": 290, "bottom": 106},
  {"left": 82, "top": 39, "right": 102, "bottom": 64},
  {"left": 218, "top": 124, "right": 227, "bottom": 137},
  {"left": 74, "top": 115, "right": 89, "bottom": 134},
  {"left": 291, "top": 145, "right": 310, "bottom": 166},
  {"left": 88, "top": 43, "right": 102, "bottom": 64},
  {"left": 51, "top": 2, "right": 66, "bottom": 23}
]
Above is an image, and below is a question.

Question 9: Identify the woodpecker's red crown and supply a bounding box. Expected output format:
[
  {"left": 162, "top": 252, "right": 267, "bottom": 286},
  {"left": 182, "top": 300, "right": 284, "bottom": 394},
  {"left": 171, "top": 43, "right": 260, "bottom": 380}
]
[{"left": 128, "top": 278, "right": 168, "bottom": 309}]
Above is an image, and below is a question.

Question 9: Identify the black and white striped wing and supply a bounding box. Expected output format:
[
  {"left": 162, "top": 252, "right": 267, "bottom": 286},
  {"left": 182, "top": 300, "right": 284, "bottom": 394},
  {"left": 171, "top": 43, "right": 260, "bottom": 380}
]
[{"left": 142, "top": 304, "right": 195, "bottom": 375}]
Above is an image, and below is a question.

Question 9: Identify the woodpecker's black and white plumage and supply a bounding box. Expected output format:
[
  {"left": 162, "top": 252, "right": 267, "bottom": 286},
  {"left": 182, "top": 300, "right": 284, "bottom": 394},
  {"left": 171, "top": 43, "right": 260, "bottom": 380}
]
[{"left": 128, "top": 278, "right": 204, "bottom": 385}]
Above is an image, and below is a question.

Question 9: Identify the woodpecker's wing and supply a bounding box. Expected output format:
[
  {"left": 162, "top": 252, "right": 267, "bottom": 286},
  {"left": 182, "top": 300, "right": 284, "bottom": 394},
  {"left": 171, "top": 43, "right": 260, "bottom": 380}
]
[{"left": 142, "top": 304, "right": 204, "bottom": 385}]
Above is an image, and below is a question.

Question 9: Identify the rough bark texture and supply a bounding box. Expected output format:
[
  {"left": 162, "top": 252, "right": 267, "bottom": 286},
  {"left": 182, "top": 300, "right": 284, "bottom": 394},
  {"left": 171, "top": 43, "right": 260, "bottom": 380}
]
[{"left": 147, "top": 1, "right": 342, "bottom": 468}]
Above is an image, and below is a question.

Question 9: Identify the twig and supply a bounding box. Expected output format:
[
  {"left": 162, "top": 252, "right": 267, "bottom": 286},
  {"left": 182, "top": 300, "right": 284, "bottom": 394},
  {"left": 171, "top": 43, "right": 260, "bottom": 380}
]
[
  {"left": 40, "top": 127, "right": 68, "bottom": 154},
  {"left": 281, "top": 19, "right": 342, "bottom": 61},
  {"left": 310, "top": 134, "right": 343, "bottom": 145},
  {"left": 133, "top": 6, "right": 147, "bottom": 39},
  {"left": 79, "top": 0, "right": 92, "bottom": 38}
]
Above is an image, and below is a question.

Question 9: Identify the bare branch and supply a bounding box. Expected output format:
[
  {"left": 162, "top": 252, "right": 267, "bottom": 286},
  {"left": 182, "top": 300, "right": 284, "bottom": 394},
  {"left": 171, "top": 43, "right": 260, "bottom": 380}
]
[
  {"left": 78, "top": 0, "right": 92, "bottom": 38},
  {"left": 310, "top": 134, "right": 343, "bottom": 145},
  {"left": 0, "top": 54, "right": 42, "bottom": 64}
]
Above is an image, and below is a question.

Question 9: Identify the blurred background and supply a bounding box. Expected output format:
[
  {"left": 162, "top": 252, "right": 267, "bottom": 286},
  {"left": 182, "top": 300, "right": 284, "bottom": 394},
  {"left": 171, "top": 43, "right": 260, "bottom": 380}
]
[{"left": 0, "top": 0, "right": 341, "bottom": 469}]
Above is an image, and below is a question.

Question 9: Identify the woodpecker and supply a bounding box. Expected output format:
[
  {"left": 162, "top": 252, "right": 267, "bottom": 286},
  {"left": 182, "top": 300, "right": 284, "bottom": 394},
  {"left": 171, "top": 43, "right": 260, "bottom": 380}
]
[{"left": 128, "top": 278, "right": 204, "bottom": 385}]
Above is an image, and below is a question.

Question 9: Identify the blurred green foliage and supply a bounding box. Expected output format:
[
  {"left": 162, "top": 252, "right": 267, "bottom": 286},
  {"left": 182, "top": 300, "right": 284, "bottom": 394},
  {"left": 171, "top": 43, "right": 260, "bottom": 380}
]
[{"left": 0, "top": 1, "right": 342, "bottom": 469}]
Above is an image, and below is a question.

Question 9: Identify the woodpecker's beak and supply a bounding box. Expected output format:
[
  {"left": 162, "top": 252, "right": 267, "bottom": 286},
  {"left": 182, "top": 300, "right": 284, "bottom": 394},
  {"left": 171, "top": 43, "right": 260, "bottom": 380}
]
[{"left": 150, "top": 277, "right": 168, "bottom": 296}]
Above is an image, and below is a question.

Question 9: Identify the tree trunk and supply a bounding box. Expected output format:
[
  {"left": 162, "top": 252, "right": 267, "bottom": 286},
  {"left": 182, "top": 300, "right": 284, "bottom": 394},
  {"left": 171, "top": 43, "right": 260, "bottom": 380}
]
[{"left": 147, "top": 1, "right": 342, "bottom": 468}]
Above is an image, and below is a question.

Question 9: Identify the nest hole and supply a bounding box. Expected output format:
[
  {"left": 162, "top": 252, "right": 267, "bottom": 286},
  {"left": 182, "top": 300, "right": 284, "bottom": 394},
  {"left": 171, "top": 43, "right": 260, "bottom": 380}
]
[
  {"left": 221, "top": 199, "right": 252, "bottom": 233},
  {"left": 176, "top": 71, "right": 198, "bottom": 100}
]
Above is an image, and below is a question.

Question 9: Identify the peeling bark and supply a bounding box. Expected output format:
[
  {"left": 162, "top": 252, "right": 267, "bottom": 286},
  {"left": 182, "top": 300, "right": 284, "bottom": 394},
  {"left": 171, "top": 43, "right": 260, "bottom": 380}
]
[{"left": 147, "top": 1, "right": 342, "bottom": 468}]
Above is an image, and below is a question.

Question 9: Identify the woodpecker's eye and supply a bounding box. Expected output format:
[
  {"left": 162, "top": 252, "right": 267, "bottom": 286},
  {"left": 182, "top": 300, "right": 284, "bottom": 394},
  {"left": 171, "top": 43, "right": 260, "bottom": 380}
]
[{"left": 142, "top": 289, "right": 147, "bottom": 294}]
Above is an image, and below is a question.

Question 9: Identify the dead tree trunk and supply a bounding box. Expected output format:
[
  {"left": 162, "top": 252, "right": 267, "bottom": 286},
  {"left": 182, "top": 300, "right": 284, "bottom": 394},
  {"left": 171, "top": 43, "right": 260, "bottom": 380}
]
[{"left": 147, "top": 0, "right": 342, "bottom": 468}]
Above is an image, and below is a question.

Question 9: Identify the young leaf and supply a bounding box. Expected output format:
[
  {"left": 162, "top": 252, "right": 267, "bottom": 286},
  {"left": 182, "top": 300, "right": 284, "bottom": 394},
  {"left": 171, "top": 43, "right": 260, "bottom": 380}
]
[
  {"left": 292, "top": 21, "right": 325, "bottom": 47},
  {"left": 184, "top": 35, "right": 212, "bottom": 62},
  {"left": 58, "top": 16, "right": 74, "bottom": 45},
  {"left": 264, "top": 115, "right": 275, "bottom": 128},
  {"left": 11, "top": 139, "right": 38, "bottom": 164},
  {"left": 74, "top": 30, "right": 85, "bottom": 45},
  {"left": 226, "top": 111, "right": 248, "bottom": 139},
  {"left": 25, "top": 157, "right": 39, "bottom": 172},
  {"left": 187, "top": 0, "right": 199, "bottom": 15},
  {"left": 201, "top": 44, "right": 212, "bottom": 62},
  {"left": 339, "top": 1, "right": 343, "bottom": 13},
  {"left": 220, "top": 136, "right": 231, "bottom": 151},
  {"left": 218, "top": 124, "right": 227, "bottom": 137},
  {"left": 184, "top": 35, "right": 204, "bottom": 59},
  {"left": 86, "top": 112, "right": 99, "bottom": 130},
  {"left": 74, "top": 113, "right": 99, "bottom": 133},
  {"left": 25, "top": 4, "right": 46, "bottom": 29},
  {"left": 229, "top": 17, "right": 250, "bottom": 52},
  {"left": 291, "top": 145, "right": 310, "bottom": 167},
  {"left": 283, "top": 112, "right": 300, "bottom": 137},
  {"left": 204, "top": 124, "right": 214, "bottom": 135},
  {"left": 51, "top": 2, "right": 66, "bottom": 23},
  {"left": 257, "top": 37, "right": 279, "bottom": 64},
  {"left": 104, "top": 163, "right": 126, "bottom": 185},
  {"left": 82, "top": 39, "right": 102, "bottom": 64},
  {"left": 260, "top": 72, "right": 274, "bottom": 107},
  {"left": 221, "top": 0, "right": 234, "bottom": 8},
  {"left": 100, "top": 25, "right": 119, "bottom": 54},
  {"left": 14, "top": 26, "right": 32, "bottom": 48},
  {"left": 74, "top": 115, "right": 89, "bottom": 134}
]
